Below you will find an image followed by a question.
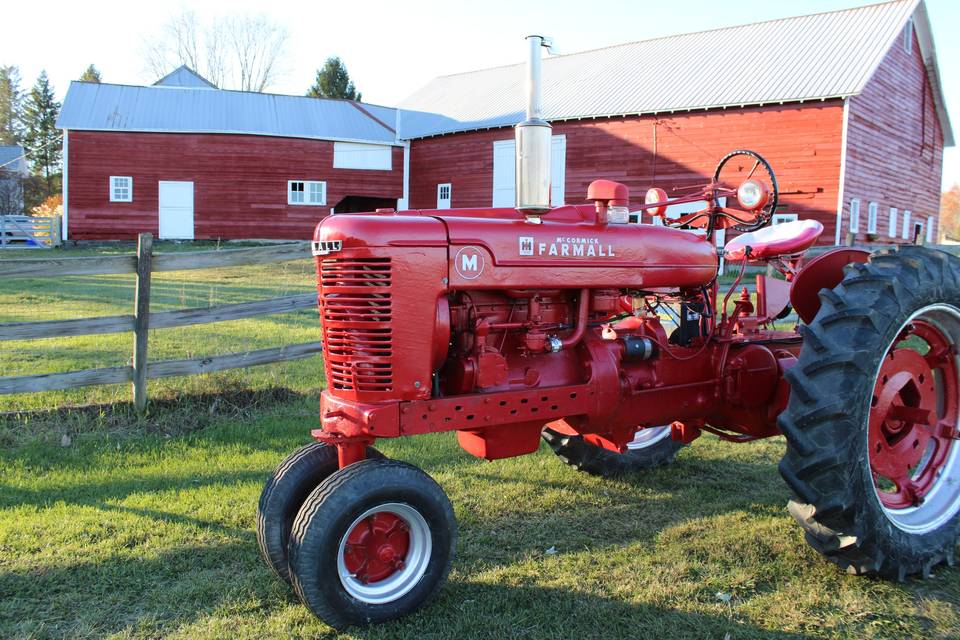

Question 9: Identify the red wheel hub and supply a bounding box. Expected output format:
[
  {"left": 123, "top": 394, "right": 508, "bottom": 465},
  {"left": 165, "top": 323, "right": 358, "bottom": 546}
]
[
  {"left": 870, "top": 320, "right": 959, "bottom": 509},
  {"left": 342, "top": 512, "right": 411, "bottom": 584}
]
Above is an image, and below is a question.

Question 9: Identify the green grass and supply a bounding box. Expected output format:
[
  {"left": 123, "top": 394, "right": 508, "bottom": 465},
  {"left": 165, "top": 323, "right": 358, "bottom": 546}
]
[{"left": 0, "top": 244, "right": 958, "bottom": 639}]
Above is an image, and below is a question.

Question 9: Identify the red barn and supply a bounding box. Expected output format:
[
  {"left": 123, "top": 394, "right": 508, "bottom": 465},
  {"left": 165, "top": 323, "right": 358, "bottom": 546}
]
[{"left": 58, "top": 0, "right": 951, "bottom": 245}]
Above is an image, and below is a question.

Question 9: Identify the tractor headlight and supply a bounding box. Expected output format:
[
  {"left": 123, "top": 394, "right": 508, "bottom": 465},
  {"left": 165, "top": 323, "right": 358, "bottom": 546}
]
[
  {"left": 645, "top": 187, "right": 668, "bottom": 218},
  {"left": 737, "top": 180, "right": 769, "bottom": 211}
]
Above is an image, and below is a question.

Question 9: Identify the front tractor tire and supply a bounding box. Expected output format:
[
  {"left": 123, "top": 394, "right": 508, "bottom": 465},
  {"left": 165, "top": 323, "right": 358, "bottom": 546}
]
[
  {"left": 780, "top": 246, "right": 960, "bottom": 579},
  {"left": 542, "top": 426, "right": 684, "bottom": 477},
  {"left": 256, "top": 442, "right": 382, "bottom": 583},
  {"left": 288, "top": 459, "right": 457, "bottom": 629}
]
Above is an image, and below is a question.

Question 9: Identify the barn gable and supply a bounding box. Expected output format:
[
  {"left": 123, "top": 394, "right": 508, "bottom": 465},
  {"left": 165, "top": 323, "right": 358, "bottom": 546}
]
[{"left": 153, "top": 65, "right": 218, "bottom": 90}]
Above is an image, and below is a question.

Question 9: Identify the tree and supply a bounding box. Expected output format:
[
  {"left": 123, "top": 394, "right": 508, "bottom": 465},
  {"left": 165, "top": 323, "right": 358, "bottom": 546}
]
[
  {"left": 0, "top": 168, "right": 24, "bottom": 214},
  {"left": 141, "top": 11, "right": 288, "bottom": 91},
  {"left": 21, "top": 71, "right": 61, "bottom": 198},
  {"left": 307, "top": 57, "right": 361, "bottom": 101},
  {"left": 0, "top": 65, "right": 23, "bottom": 145},
  {"left": 941, "top": 184, "right": 960, "bottom": 241},
  {"left": 79, "top": 64, "right": 102, "bottom": 83}
]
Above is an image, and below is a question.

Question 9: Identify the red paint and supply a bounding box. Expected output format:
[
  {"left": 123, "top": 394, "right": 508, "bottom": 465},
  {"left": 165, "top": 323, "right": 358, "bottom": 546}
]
[
  {"left": 342, "top": 511, "right": 410, "bottom": 583},
  {"left": 66, "top": 131, "right": 403, "bottom": 240},
  {"left": 869, "top": 319, "right": 958, "bottom": 508},
  {"left": 408, "top": 103, "right": 845, "bottom": 244},
  {"left": 842, "top": 24, "right": 944, "bottom": 244},
  {"left": 309, "top": 201, "right": 854, "bottom": 465},
  {"left": 789, "top": 248, "right": 871, "bottom": 324}
]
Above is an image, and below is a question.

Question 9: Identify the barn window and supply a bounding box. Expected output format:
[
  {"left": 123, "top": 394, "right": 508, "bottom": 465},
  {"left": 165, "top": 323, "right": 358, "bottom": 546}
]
[
  {"left": 902, "top": 210, "right": 912, "bottom": 239},
  {"left": 333, "top": 143, "right": 392, "bottom": 170},
  {"left": 771, "top": 213, "right": 798, "bottom": 225},
  {"left": 867, "top": 202, "right": 878, "bottom": 234},
  {"left": 288, "top": 180, "right": 326, "bottom": 205},
  {"left": 110, "top": 176, "right": 132, "bottom": 202},
  {"left": 437, "top": 183, "right": 452, "bottom": 209},
  {"left": 849, "top": 199, "right": 860, "bottom": 233},
  {"left": 889, "top": 208, "right": 898, "bottom": 237},
  {"left": 927, "top": 217, "right": 935, "bottom": 243},
  {"left": 904, "top": 17, "right": 914, "bottom": 54}
]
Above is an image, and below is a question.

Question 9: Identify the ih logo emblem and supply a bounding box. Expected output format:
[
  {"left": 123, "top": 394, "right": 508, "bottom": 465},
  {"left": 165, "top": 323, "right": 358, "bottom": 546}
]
[
  {"left": 454, "top": 246, "right": 485, "bottom": 280},
  {"left": 519, "top": 236, "right": 534, "bottom": 256}
]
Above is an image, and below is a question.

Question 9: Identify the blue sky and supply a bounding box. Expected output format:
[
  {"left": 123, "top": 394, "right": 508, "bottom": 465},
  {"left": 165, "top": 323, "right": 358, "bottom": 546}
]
[{"left": 2, "top": 0, "right": 956, "bottom": 187}]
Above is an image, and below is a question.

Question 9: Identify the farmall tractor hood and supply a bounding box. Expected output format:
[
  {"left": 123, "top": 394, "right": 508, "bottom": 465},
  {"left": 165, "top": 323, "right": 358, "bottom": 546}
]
[{"left": 313, "top": 205, "right": 719, "bottom": 290}]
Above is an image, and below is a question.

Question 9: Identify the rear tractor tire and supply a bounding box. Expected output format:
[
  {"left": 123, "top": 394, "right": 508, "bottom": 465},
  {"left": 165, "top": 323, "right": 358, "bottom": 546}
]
[
  {"left": 257, "top": 442, "right": 382, "bottom": 583},
  {"left": 288, "top": 458, "right": 457, "bottom": 629},
  {"left": 542, "top": 425, "right": 684, "bottom": 477},
  {"left": 780, "top": 246, "right": 960, "bottom": 579}
]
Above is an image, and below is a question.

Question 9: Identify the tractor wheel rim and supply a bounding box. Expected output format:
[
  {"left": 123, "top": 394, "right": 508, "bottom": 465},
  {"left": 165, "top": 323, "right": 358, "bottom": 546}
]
[
  {"left": 336, "top": 502, "right": 432, "bottom": 604},
  {"left": 868, "top": 303, "right": 960, "bottom": 534},
  {"left": 626, "top": 426, "right": 672, "bottom": 450}
]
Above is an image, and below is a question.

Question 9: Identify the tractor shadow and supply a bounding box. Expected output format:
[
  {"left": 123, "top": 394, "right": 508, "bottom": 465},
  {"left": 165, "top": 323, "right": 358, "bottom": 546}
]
[{"left": 0, "top": 543, "right": 812, "bottom": 640}]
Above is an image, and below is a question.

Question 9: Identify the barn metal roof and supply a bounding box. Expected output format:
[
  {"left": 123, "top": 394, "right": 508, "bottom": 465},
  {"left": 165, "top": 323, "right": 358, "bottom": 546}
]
[
  {"left": 153, "top": 65, "right": 218, "bottom": 89},
  {"left": 57, "top": 82, "right": 400, "bottom": 145},
  {"left": 0, "top": 145, "right": 27, "bottom": 175},
  {"left": 398, "top": 0, "right": 953, "bottom": 145}
]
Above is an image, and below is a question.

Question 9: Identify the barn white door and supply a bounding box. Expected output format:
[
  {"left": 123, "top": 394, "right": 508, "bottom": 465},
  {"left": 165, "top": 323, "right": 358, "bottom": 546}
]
[
  {"left": 492, "top": 140, "right": 515, "bottom": 207},
  {"left": 492, "top": 135, "right": 566, "bottom": 207},
  {"left": 159, "top": 181, "right": 194, "bottom": 240}
]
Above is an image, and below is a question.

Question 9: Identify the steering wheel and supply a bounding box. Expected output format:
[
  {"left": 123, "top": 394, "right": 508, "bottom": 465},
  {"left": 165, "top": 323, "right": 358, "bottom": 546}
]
[{"left": 713, "top": 150, "right": 778, "bottom": 232}]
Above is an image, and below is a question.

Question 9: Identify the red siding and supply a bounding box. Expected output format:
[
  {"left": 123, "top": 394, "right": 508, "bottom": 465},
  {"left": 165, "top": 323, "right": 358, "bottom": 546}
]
[
  {"left": 409, "top": 103, "right": 845, "bottom": 243},
  {"left": 842, "top": 24, "right": 944, "bottom": 244},
  {"left": 66, "top": 132, "right": 403, "bottom": 240}
]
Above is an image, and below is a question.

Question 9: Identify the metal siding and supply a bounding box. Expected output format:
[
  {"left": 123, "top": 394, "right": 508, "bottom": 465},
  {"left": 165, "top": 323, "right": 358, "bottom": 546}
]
[
  {"left": 57, "top": 82, "right": 399, "bottom": 144},
  {"left": 397, "top": 0, "right": 919, "bottom": 138}
]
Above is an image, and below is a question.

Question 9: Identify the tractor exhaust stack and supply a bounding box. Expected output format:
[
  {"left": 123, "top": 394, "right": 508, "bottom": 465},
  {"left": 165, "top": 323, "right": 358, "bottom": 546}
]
[{"left": 515, "top": 35, "right": 553, "bottom": 221}]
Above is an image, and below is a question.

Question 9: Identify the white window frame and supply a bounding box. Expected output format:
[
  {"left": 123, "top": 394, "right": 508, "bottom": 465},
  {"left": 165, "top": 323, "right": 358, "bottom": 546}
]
[
  {"left": 849, "top": 198, "right": 860, "bottom": 234},
  {"left": 287, "top": 180, "right": 326, "bottom": 206},
  {"left": 437, "top": 183, "right": 452, "bottom": 209},
  {"left": 867, "top": 202, "right": 878, "bottom": 234},
  {"left": 889, "top": 207, "right": 898, "bottom": 237},
  {"left": 904, "top": 17, "right": 914, "bottom": 54},
  {"left": 109, "top": 176, "right": 133, "bottom": 202},
  {"left": 771, "top": 213, "right": 798, "bottom": 225},
  {"left": 926, "top": 217, "right": 935, "bottom": 243},
  {"left": 902, "top": 210, "right": 912, "bottom": 239},
  {"left": 333, "top": 142, "right": 392, "bottom": 171}
]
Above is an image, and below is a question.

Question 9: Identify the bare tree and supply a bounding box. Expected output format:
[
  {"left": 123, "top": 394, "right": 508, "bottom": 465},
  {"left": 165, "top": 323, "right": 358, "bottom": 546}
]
[
  {"left": 224, "top": 15, "right": 288, "bottom": 92},
  {"left": 140, "top": 11, "right": 288, "bottom": 91}
]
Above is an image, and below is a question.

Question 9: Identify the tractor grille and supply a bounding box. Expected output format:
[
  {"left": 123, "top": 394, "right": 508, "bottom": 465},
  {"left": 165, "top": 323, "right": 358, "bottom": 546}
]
[{"left": 319, "top": 258, "right": 393, "bottom": 393}]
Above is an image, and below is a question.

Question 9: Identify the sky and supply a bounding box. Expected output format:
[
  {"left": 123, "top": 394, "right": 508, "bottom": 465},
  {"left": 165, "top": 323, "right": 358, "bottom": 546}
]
[{"left": 2, "top": 0, "right": 957, "bottom": 188}]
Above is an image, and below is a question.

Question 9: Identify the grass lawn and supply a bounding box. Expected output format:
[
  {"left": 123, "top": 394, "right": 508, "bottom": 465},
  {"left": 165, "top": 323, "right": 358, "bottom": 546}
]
[{"left": 0, "top": 243, "right": 958, "bottom": 639}]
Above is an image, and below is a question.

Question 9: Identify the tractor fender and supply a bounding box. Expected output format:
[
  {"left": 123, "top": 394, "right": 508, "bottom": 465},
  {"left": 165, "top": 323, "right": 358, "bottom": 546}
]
[{"left": 790, "top": 248, "right": 870, "bottom": 324}]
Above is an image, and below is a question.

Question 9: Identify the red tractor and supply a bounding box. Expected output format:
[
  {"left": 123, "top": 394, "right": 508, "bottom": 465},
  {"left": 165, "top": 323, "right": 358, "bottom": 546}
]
[{"left": 257, "top": 37, "right": 960, "bottom": 629}]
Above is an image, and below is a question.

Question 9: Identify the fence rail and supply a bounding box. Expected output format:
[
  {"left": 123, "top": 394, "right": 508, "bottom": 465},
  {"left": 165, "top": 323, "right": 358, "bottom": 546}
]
[
  {"left": 0, "top": 215, "right": 62, "bottom": 249},
  {"left": 0, "top": 235, "right": 319, "bottom": 408}
]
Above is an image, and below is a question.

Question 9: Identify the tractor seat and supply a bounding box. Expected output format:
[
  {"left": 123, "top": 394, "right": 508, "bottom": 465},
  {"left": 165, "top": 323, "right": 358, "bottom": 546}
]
[{"left": 724, "top": 219, "right": 824, "bottom": 261}]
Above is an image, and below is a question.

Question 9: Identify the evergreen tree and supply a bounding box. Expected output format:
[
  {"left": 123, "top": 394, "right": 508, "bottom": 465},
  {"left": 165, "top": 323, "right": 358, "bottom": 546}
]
[
  {"left": 0, "top": 65, "right": 23, "bottom": 145},
  {"left": 22, "top": 71, "right": 62, "bottom": 195},
  {"left": 307, "top": 57, "right": 361, "bottom": 101},
  {"left": 79, "top": 64, "right": 102, "bottom": 83}
]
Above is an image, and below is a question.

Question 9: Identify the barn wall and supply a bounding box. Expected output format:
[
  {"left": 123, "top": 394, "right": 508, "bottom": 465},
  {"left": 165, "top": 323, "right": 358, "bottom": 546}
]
[
  {"left": 842, "top": 23, "right": 944, "bottom": 244},
  {"left": 66, "top": 132, "right": 403, "bottom": 240},
  {"left": 408, "top": 102, "right": 845, "bottom": 243}
]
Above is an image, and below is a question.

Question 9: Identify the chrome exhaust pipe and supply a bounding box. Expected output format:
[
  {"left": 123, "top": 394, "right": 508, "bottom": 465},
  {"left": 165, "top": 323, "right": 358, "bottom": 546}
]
[{"left": 515, "top": 35, "right": 553, "bottom": 221}]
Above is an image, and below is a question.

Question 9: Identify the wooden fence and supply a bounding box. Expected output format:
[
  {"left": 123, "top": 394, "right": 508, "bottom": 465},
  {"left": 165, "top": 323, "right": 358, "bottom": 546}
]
[
  {"left": 0, "top": 215, "right": 62, "bottom": 248},
  {"left": 0, "top": 234, "right": 319, "bottom": 409}
]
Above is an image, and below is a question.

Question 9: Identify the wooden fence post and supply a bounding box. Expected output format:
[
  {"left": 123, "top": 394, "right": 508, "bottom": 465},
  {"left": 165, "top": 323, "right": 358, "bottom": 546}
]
[{"left": 132, "top": 233, "right": 153, "bottom": 410}]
